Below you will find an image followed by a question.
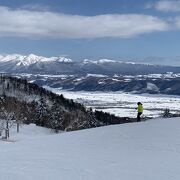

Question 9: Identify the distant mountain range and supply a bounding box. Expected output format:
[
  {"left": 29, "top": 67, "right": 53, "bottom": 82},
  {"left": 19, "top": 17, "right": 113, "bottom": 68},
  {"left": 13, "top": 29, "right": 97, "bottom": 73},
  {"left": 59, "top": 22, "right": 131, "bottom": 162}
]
[
  {"left": 1, "top": 54, "right": 180, "bottom": 75},
  {"left": 17, "top": 73, "right": 180, "bottom": 95},
  {"left": 1, "top": 54, "right": 180, "bottom": 95}
]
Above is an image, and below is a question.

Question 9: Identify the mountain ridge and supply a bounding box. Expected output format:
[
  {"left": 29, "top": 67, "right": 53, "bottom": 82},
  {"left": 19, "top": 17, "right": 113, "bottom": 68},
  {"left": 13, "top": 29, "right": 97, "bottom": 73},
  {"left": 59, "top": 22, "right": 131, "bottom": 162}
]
[{"left": 0, "top": 53, "right": 180, "bottom": 75}]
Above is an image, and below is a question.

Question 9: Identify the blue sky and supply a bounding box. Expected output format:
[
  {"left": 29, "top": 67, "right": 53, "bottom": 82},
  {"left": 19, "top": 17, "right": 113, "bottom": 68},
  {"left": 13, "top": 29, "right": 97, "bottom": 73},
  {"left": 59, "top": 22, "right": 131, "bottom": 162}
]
[{"left": 0, "top": 0, "right": 180, "bottom": 64}]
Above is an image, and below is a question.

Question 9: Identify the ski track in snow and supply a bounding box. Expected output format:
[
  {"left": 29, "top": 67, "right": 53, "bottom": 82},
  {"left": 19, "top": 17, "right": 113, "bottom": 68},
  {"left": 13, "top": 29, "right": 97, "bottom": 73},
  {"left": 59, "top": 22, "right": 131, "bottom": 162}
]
[{"left": 0, "top": 118, "right": 180, "bottom": 179}]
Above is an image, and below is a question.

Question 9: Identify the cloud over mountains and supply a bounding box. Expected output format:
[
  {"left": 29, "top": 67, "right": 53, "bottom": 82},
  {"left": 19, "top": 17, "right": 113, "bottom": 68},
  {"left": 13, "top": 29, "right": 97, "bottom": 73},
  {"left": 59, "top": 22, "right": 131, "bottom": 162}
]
[{"left": 0, "top": 6, "right": 172, "bottom": 39}]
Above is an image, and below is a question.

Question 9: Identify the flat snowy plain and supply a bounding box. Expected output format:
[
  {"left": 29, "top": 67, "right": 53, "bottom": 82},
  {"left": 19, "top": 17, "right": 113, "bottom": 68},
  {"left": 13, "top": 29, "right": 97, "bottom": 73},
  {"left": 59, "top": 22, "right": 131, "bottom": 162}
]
[
  {"left": 1, "top": 118, "right": 180, "bottom": 180},
  {"left": 44, "top": 87, "right": 180, "bottom": 118}
]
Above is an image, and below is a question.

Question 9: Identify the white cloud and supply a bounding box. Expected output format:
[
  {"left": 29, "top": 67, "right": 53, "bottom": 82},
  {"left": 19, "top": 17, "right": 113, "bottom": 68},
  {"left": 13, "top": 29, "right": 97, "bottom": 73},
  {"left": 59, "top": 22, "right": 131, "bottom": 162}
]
[
  {"left": 20, "top": 4, "right": 50, "bottom": 11},
  {"left": 144, "top": 2, "right": 154, "bottom": 9},
  {"left": 154, "top": 0, "right": 180, "bottom": 12},
  {"left": 0, "top": 6, "right": 170, "bottom": 39},
  {"left": 174, "top": 16, "right": 180, "bottom": 28}
]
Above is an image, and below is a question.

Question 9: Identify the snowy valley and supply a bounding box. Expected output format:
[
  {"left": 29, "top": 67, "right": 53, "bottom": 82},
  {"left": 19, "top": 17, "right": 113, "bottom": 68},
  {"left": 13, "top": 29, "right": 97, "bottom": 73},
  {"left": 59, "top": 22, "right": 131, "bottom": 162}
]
[{"left": 46, "top": 89, "right": 180, "bottom": 118}]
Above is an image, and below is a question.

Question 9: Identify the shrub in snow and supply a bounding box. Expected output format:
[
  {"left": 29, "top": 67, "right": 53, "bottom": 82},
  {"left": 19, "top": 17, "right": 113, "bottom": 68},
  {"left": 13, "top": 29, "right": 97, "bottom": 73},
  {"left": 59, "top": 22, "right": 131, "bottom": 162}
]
[{"left": 162, "top": 108, "right": 171, "bottom": 118}]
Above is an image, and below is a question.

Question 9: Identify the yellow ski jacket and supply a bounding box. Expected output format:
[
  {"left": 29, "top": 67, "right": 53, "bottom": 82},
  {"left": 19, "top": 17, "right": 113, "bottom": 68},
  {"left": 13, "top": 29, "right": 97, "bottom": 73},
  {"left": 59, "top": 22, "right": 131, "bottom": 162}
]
[{"left": 138, "top": 104, "right": 143, "bottom": 113}]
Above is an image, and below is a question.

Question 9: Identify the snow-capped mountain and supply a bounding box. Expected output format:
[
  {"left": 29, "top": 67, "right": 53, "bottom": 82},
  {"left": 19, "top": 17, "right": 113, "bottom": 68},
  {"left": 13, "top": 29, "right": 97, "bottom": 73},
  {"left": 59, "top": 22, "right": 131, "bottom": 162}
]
[
  {"left": 0, "top": 54, "right": 76, "bottom": 74},
  {"left": 1, "top": 54, "right": 180, "bottom": 75},
  {"left": 83, "top": 59, "right": 117, "bottom": 64},
  {"left": 0, "top": 54, "right": 73, "bottom": 65}
]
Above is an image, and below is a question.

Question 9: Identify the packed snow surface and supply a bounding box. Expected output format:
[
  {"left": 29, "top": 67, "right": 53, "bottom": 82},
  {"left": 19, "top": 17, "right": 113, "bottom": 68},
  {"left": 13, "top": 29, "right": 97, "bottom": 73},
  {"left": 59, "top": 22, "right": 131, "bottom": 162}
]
[{"left": 0, "top": 118, "right": 180, "bottom": 180}]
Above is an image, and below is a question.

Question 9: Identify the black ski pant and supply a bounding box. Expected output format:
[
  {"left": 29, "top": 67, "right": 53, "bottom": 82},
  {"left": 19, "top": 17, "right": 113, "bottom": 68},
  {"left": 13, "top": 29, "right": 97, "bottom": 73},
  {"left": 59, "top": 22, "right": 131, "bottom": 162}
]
[{"left": 137, "top": 112, "right": 142, "bottom": 122}]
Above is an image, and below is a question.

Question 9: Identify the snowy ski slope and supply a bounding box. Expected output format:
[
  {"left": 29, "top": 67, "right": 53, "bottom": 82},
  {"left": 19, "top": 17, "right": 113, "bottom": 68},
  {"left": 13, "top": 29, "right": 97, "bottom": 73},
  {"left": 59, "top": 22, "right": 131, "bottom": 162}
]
[{"left": 0, "top": 118, "right": 180, "bottom": 180}]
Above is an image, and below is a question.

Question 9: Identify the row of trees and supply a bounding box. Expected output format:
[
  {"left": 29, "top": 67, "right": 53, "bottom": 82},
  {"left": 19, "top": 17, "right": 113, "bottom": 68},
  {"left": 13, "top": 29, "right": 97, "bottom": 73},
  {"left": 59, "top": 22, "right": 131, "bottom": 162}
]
[
  {"left": 0, "top": 75, "right": 86, "bottom": 111},
  {"left": 94, "top": 110, "right": 132, "bottom": 125}
]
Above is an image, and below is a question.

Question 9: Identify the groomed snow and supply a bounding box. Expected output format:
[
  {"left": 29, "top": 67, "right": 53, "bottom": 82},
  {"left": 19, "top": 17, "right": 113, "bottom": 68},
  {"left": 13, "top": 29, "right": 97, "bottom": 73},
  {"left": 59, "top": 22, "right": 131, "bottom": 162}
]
[{"left": 0, "top": 118, "right": 180, "bottom": 180}]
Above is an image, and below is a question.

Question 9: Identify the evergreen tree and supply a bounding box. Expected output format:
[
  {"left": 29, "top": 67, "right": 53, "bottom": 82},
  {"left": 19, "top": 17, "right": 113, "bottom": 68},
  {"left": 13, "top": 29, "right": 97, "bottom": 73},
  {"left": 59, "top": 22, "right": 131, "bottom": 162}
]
[
  {"left": 48, "top": 100, "right": 63, "bottom": 132},
  {"left": 36, "top": 97, "right": 48, "bottom": 126}
]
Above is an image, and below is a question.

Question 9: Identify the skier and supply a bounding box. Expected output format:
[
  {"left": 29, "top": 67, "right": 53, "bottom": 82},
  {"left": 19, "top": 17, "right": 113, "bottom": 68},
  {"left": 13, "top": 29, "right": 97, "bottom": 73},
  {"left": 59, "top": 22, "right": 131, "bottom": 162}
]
[{"left": 137, "top": 102, "right": 143, "bottom": 122}]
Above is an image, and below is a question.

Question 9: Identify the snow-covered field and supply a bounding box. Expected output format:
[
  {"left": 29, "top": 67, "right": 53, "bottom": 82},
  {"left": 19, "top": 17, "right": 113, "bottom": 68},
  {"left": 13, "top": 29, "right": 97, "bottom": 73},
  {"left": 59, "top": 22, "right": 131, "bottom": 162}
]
[
  {"left": 44, "top": 87, "right": 180, "bottom": 118},
  {"left": 1, "top": 118, "right": 180, "bottom": 180}
]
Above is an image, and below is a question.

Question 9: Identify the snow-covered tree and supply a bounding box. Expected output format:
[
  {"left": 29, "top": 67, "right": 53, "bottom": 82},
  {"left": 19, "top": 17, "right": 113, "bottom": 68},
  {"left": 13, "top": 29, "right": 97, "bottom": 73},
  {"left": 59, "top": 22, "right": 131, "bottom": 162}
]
[{"left": 36, "top": 97, "right": 48, "bottom": 126}]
